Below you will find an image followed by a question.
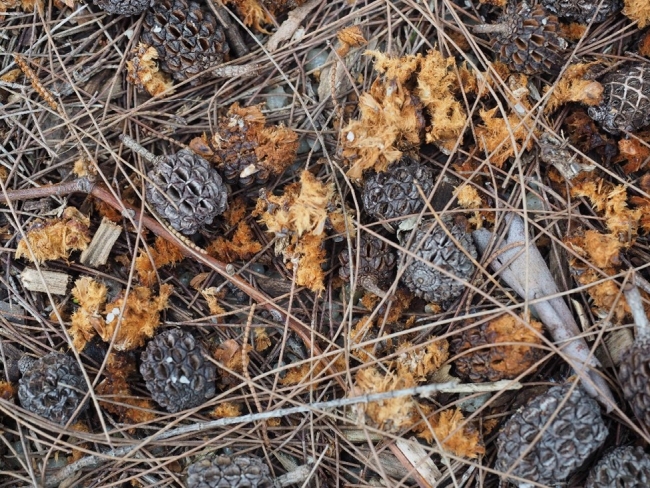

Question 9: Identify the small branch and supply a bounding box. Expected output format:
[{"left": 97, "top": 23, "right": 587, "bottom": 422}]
[
  {"left": 211, "top": 63, "right": 262, "bottom": 78},
  {"left": 623, "top": 283, "right": 650, "bottom": 339},
  {"left": 472, "top": 23, "right": 509, "bottom": 35},
  {"left": 472, "top": 214, "right": 615, "bottom": 409},
  {"left": 47, "top": 381, "right": 460, "bottom": 487},
  {"left": 211, "top": 4, "right": 250, "bottom": 57},
  {"left": 0, "top": 177, "right": 95, "bottom": 204},
  {"left": 118, "top": 134, "right": 158, "bottom": 164}
]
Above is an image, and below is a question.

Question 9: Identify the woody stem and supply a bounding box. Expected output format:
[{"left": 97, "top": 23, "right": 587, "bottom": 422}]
[
  {"left": 623, "top": 283, "right": 650, "bottom": 339},
  {"left": 119, "top": 134, "right": 159, "bottom": 164},
  {"left": 473, "top": 23, "right": 509, "bottom": 35}
]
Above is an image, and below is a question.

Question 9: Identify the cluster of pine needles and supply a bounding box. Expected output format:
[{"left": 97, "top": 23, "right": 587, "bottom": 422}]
[{"left": 1, "top": 0, "right": 650, "bottom": 486}]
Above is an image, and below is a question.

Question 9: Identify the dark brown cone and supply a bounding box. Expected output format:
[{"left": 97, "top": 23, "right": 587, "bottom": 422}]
[
  {"left": 146, "top": 149, "right": 228, "bottom": 235},
  {"left": 18, "top": 353, "right": 88, "bottom": 424},
  {"left": 541, "top": 0, "right": 622, "bottom": 23},
  {"left": 339, "top": 233, "right": 396, "bottom": 295},
  {"left": 140, "top": 329, "right": 217, "bottom": 412},
  {"left": 478, "top": 2, "right": 567, "bottom": 75},
  {"left": 361, "top": 157, "right": 435, "bottom": 226},
  {"left": 186, "top": 454, "right": 275, "bottom": 488},
  {"left": 586, "top": 446, "right": 650, "bottom": 488},
  {"left": 140, "top": 0, "right": 229, "bottom": 83},
  {"left": 588, "top": 64, "right": 650, "bottom": 135},
  {"left": 496, "top": 384, "right": 608, "bottom": 487},
  {"left": 619, "top": 338, "right": 650, "bottom": 428},
  {"left": 93, "top": 0, "right": 149, "bottom": 15}
]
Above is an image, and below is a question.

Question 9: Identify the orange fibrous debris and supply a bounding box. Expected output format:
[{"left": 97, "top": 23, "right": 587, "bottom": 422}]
[
  {"left": 126, "top": 44, "right": 175, "bottom": 97},
  {"left": 336, "top": 25, "right": 367, "bottom": 56},
  {"left": 349, "top": 316, "right": 379, "bottom": 362},
  {"left": 571, "top": 178, "right": 641, "bottom": 242},
  {"left": 290, "top": 231, "right": 327, "bottom": 292},
  {"left": 15, "top": 207, "right": 91, "bottom": 263},
  {"left": 475, "top": 107, "right": 536, "bottom": 168},
  {"left": 616, "top": 137, "right": 650, "bottom": 174},
  {"left": 623, "top": 0, "right": 650, "bottom": 28},
  {"left": 135, "top": 236, "right": 184, "bottom": 286},
  {"left": 415, "top": 408, "right": 485, "bottom": 458},
  {"left": 200, "top": 287, "right": 227, "bottom": 317},
  {"left": 209, "top": 402, "right": 242, "bottom": 419},
  {"left": 640, "top": 31, "right": 650, "bottom": 57},
  {"left": 574, "top": 268, "right": 630, "bottom": 321},
  {"left": 96, "top": 352, "right": 156, "bottom": 425},
  {"left": 455, "top": 185, "right": 483, "bottom": 209},
  {"left": 342, "top": 50, "right": 470, "bottom": 177},
  {"left": 353, "top": 367, "right": 417, "bottom": 433},
  {"left": 207, "top": 221, "right": 263, "bottom": 263},
  {"left": 280, "top": 355, "right": 347, "bottom": 385},
  {"left": 224, "top": 0, "right": 271, "bottom": 32},
  {"left": 394, "top": 340, "right": 449, "bottom": 383},
  {"left": 214, "top": 339, "right": 251, "bottom": 388},
  {"left": 417, "top": 50, "right": 469, "bottom": 153},
  {"left": 0, "top": 381, "right": 16, "bottom": 400},
  {"left": 254, "top": 327, "right": 271, "bottom": 352},
  {"left": 565, "top": 230, "right": 623, "bottom": 269},
  {"left": 67, "top": 421, "right": 91, "bottom": 462},
  {"left": 255, "top": 171, "right": 350, "bottom": 293},
  {"left": 560, "top": 22, "right": 588, "bottom": 41},
  {"left": 544, "top": 63, "right": 603, "bottom": 113},
  {"left": 69, "top": 277, "right": 172, "bottom": 351}
]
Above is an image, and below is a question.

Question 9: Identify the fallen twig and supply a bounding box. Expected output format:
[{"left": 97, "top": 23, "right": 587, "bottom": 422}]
[
  {"left": 473, "top": 213, "right": 615, "bottom": 408},
  {"left": 45, "top": 380, "right": 464, "bottom": 487}
]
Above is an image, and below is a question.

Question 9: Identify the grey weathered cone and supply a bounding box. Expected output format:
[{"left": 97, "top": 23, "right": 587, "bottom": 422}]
[
  {"left": 186, "top": 454, "right": 276, "bottom": 488},
  {"left": 588, "top": 64, "right": 650, "bottom": 134},
  {"left": 473, "top": 2, "right": 567, "bottom": 75},
  {"left": 495, "top": 383, "right": 608, "bottom": 487},
  {"left": 119, "top": 134, "right": 228, "bottom": 235},
  {"left": 93, "top": 0, "right": 150, "bottom": 15},
  {"left": 140, "top": 0, "right": 229, "bottom": 83},
  {"left": 361, "top": 157, "right": 435, "bottom": 228},
  {"left": 17, "top": 352, "right": 88, "bottom": 424},
  {"left": 338, "top": 233, "right": 396, "bottom": 297},
  {"left": 398, "top": 216, "right": 476, "bottom": 307},
  {"left": 140, "top": 329, "right": 217, "bottom": 412},
  {"left": 586, "top": 446, "right": 650, "bottom": 488}
]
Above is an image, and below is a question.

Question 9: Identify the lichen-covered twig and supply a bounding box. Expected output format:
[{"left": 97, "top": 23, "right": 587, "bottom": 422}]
[
  {"left": 473, "top": 214, "right": 615, "bottom": 409},
  {"left": 623, "top": 282, "right": 650, "bottom": 339},
  {"left": 45, "top": 380, "right": 463, "bottom": 487}
]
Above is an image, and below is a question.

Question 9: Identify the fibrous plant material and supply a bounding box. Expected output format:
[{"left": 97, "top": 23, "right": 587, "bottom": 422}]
[
  {"left": 254, "top": 170, "right": 350, "bottom": 292},
  {"left": 586, "top": 446, "right": 650, "bottom": 488},
  {"left": 541, "top": 0, "right": 622, "bottom": 23},
  {"left": 338, "top": 233, "right": 396, "bottom": 297},
  {"left": 93, "top": 0, "right": 149, "bottom": 15},
  {"left": 588, "top": 64, "right": 650, "bottom": 134},
  {"left": 189, "top": 103, "right": 298, "bottom": 187},
  {"left": 474, "top": 2, "right": 568, "bottom": 75},
  {"left": 224, "top": 0, "right": 307, "bottom": 32},
  {"left": 361, "top": 157, "right": 435, "bottom": 226},
  {"left": 96, "top": 352, "right": 156, "bottom": 425},
  {"left": 623, "top": 0, "right": 650, "bottom": 27},
  {"left": 451, "top": 314, "right": 544, "bottom": 382},
  {"left": 398, "top": 217, "right": 477, "bottom": 307},
  {"left": 544, "top": 63, "right": 604, "bottom": 113},
  {"left": 126, "top": 43, "right": 175, "bottom": 97},
  {"left": 15, "top": 207, "right": 91, "bottom": 263},
  {"left": 69, "top": 276, "right": 173, "bottom": 351},
  {"left": 140, "top": 328, "right": 217, "bottom": 412},
  {"left": 342, "top": 50, "right": 471, "bottom": 178},
  {"left": 120, "top": 135, "right": 228, "bottom": 235},
  {"left": 140, "top": 0, "right": 230, "bottom": 83},
  {"left": 185, "top": 454, "right": 275, "bottom": 488},
  {"left": 134, "top": 236, "right": 184, "bottom": 286},
  {"left": 496, "top": 383, "right": 608, "bottom": 487},
  {"left": 18, "top": 353, "right": 88, "bottom": 424}
]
